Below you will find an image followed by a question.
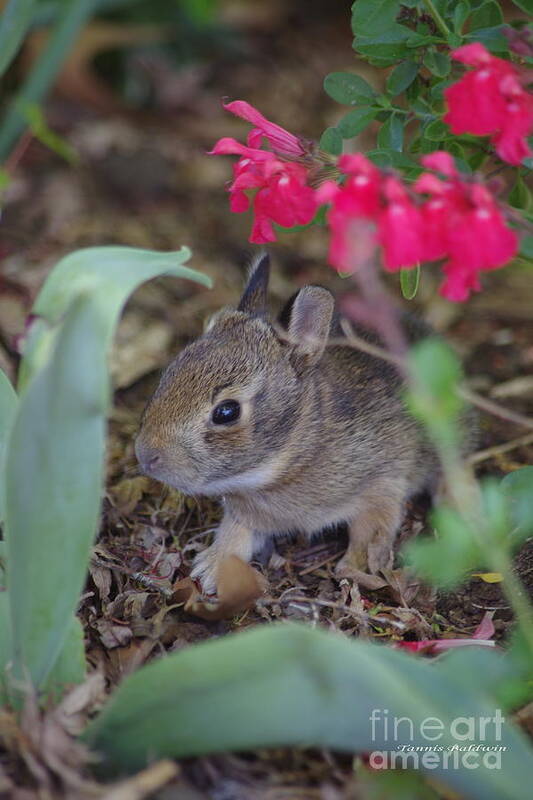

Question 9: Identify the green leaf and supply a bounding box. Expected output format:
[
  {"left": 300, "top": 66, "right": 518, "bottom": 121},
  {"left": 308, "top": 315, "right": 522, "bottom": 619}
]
[
  {"left": 377, "top": 112, "right": 404, "bottom": 151},
  {"left": 500, "top": 466, "right": 533, "bottom": 540},
  {"left": 0, "top": 0, "right": 96, "bottom": 161},
  {"left": 468, "top": 1, "right": 503, "bottom": 31},
  {"left": 436, "top": 645, "right": 533, "bottom": 712},
  {"left": 0, "top": 592, "right": 10, "bottom": 703},
  {"left": 4, "top": 295, "right": 108, "bottom": 691},
  {"left": 453, "top": 1, "right": 471, "bottom": 34},
  {"left": 465, "top": 26, "right": 509, "bottom": 53},
  {"left": 400, "top": 264, "right": 420, "bottom": 300},
  {"left": 366, "top": 148, "right": 420, "bottom": 171},
  {"left": 20, "top": 102, "right": 78, "bottom": 164},
  {"left": 351, "top": 0, "right": 401, "bottom": 37},
  {"left": 337, "top": 107, "right": 377, "bottom": 138},
  {"left": 405, "top": 506, "right": 483, "bottom": 587},
  {"left": 4, "top": 246, "right": 209, "bottom": 692},
  {"left": 386, "top": 59, "right": 419, "bottom": 95},
  {"left": 319, "top": 127, "right": 343, "bottom": 156},
  {"left": 323, "top": 72, "right": 376, "bottom": 105},
  {"left": 18, "top": 246, "right": 209, "bottom": 389},
  {"left": 84, "top": 623, "right": 533, "bottom": 797},
  {"left": 424, "top": 119, "right": 449, "bottom": 141},
  {"left": 519, "top": 234, "right": 533, "bottom": 259},
  {"left": 509, "top": 174, "right": 532, "bottom": 212},
  {"left": 466, "top": 147, "right": 487, "bottom": 171},
  {"left": 0, "top": 541, "right": 6, "bottom": 590},
  {"left": 42, "top": 616, "right": 86, "bottom": 701},
  {"left": 353, "top": 26, "right": 414, "bottom": 66},
  {"left": 511, "top": 0, "right": 533, "bottom": 13},
  {"left": 0, "top": 369, "right": 17, "bottom": 523},
  {"left": 423, "top": 49, "right": 451, "bottom": 77},
  {"left": 405, "top": 337, "right": 464, "bottom": 446},
  {"left": 0, "top": 0, "right": 36, "bottom": 78}
]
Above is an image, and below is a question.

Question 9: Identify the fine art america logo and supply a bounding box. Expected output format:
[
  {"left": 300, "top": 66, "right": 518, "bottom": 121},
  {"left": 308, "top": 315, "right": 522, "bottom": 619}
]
[{"left": 369, "top": 708, "right": 506, "bottom": 770}]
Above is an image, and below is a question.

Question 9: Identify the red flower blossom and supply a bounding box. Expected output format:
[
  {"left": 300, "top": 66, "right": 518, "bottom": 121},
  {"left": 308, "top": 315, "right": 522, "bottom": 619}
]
[
  {"left": 444, "top": 43, "right": 533, "bottom": 165},
  {"left": 210, "top": 102, "right": 317, "bottom": 243},
  {"left": 415, "top": 152, "right": 519, "bottom": 301},
  {"left": 222, "top": 100, "right": 308, "bottom": 158},
  {"left": 316, "top": 154, "right": 424, "bottom": 274}
]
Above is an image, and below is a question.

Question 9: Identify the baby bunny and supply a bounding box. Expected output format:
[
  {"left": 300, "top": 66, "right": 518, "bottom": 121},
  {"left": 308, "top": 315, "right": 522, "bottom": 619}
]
[{"left": 135, "top": 252, "right": 441, "bottom": 594}]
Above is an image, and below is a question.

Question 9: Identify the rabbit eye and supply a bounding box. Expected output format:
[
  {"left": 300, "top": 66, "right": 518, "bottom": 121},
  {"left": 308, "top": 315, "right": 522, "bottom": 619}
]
[{"left": 212, "top": 400, "right": 241, "bottom": 425}]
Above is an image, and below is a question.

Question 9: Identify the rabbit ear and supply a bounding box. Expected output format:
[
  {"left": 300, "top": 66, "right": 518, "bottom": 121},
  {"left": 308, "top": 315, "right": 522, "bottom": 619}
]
[
  {"left": 238, "top": 251, "right": 270, "bottom": 314},
  {"left": 288, "top": 286, "right": 334, "bottom": 371}
]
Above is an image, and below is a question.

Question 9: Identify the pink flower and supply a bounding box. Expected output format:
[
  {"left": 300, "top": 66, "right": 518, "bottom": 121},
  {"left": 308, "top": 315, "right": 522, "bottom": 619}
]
[
  {"left": 223, "top": 100, "right": 308, "bottom": 158},
  {"left": 318, "top": 155, "right": 423, "bottom": 273},
  {"left": 379, "top": 177, "right": 424, "bottom": 271},
  {"left": 415, "top": 153, "right": 519, "bottom": 300},
  {"left": 250, "top": 161, "right": 318, "bottom": 243},
  {"left": 210, "top": 101, "right": 317, "bottom": 243},
  {"left": 444, "top": 43, "right": 533, "bottom": 165}
]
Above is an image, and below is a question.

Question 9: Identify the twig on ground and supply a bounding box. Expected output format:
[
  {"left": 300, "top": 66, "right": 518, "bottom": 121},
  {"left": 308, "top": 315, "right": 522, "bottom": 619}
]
[
  {"left": 331, "top": 321, "right": 533, "bottom": 432},
  {"left": 468, "top": 432, "right": 533, "bottom": 465}
]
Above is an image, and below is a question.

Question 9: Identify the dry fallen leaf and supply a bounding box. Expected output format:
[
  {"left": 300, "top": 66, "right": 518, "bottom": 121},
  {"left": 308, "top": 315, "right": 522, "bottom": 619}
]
[
  {"left": 172, "top": 556, "right": 268, "bottom": 620},
  {"left": 95, "top": 619, "right": 133, "bottom": 650},
  {"left": 471, "top": 572, "right": 503, "bottom": 583},
  {"left": 109, "top": 476, "right": 154, "bottom": 516}
]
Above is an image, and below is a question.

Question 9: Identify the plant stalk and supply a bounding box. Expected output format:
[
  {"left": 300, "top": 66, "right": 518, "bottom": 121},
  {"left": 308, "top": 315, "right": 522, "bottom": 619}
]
[{"left": 422, "top": 0, "right": 451, "bottom": 38}]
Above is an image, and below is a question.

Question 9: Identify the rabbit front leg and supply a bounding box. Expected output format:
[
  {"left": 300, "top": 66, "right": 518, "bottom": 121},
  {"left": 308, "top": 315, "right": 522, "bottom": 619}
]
[
  {"left": 336, "top": 479, "right": 407, "bottom": 577},
  {"left": 191, "top": 511, "right": 255, "bottom": 595}
]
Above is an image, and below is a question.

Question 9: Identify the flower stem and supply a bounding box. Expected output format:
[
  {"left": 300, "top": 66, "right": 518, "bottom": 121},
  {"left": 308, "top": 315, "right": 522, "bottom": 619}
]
[{"left": 422, "top": 0, "right": 451, "bottom": 38}]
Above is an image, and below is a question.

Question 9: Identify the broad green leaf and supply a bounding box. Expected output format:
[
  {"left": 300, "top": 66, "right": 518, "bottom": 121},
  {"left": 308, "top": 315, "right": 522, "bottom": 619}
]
[
  {"left": 18, "top": 245, "right": 209, "bottom": 389},
  {"left": 501, "top": 466, "right": 533, "bottom": 540},
  {"left": 405, "top": 506, "right": 483, "bottom": 587},
  {"left": 436, "top": 645, "right": 533, "bottom": 711},
  {"left": 4, "top": 295, "right": 107, "bottom": 690},
  {"left": 351, "top": 0, "right": 401, "bottom": 37},
  {"left": 337, "top": 107, "right": 377, "bottom": 138},
  {"left": 42, "top": 616, "right": 86, "bottom": 702},
  {"left": 377, "top": 112, "right": 404, "bottom": 151},
  {"left": 386, "top": 59, "right": 419, "bottom": 95},
  {"left": 508, "top": 174, "right": 532, "bottom": 212},
  {"left": 468, "top": 1, "right": 503, "bottom": 31},
  {"left": 400, "top": 264, "right": 420, "bottom": 300},
  {"left": 0, "top": 0, "right": 35, "bottom": 78},
  {"left": 0, "top": 592, "right": 10, "bottom": 704},
  {"left": 0, "top": 369, "right": 17, "bottom": 523},
  {"left": 319, "top": 127, "right": 343, "bottom": 156},
  {"left": 0, "top": 541, "right": 5, "bottom": 590},
  {"left": 323, "top": 72, "right": 376, "bottom": 105},
  {"left": 423, "top": 49, "right": 451, "bottom": 77},
  {"left": 4, "top": 246, "right": 209, "bottom": 691},
  {"left": 85, "top": 623, "right": 533, "bottom": 798}
]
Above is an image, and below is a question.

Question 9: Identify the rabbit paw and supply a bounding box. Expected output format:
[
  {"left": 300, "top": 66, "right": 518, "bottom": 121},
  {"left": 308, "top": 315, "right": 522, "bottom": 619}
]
[{"left": 190, "top": 545, "right": 220, "bottom": 596}]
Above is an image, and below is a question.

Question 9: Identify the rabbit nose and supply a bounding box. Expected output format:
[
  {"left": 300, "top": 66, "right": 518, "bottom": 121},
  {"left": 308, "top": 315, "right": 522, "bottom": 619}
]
[{"left": 135, "top": 441, "right": 162, "bottom": 475}]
